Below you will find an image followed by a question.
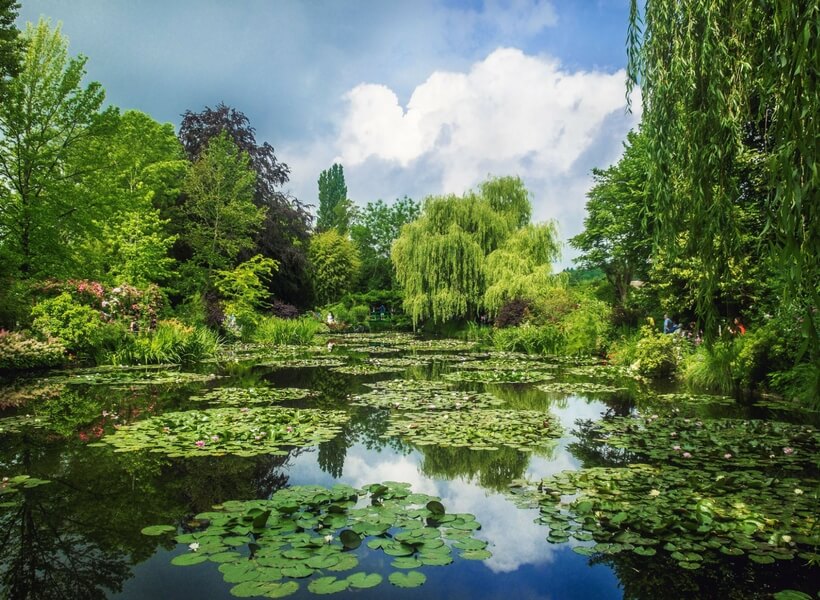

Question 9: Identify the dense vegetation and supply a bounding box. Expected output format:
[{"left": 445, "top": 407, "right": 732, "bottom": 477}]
[{"left": 0, "top": 5, "right": 816, "bottom": 410}]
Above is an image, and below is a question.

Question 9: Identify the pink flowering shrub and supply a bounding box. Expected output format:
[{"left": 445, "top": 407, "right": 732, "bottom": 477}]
[{"left": 0, "top": 330, "right": 66, "bottom": 371}]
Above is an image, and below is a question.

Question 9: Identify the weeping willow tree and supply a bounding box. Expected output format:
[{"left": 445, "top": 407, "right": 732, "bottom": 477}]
[
  {"left": 392, "top": 176, "right": 559, "bottom": 328},
  {"left": 483, "top": 223, "right": 561, "bottom": 314},
  {"left": 626, "top": 1, "right": 818, "bottom": 353}
]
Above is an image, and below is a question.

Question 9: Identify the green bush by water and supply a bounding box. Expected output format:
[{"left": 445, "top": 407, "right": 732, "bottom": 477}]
[
  {"left": 109, "top": 319, "right": 220, "bottom": 364},
  {"left": 0, "top": 331, "right": 66, "bottom": 371}
]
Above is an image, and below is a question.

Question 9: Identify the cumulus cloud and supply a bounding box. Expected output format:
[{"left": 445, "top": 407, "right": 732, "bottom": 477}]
[{"left": 322, "top": 48, "right": 641, "bottom": 259}]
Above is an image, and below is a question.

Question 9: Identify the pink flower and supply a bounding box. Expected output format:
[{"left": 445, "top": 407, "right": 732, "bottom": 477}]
[
  {"left": 783, "top": 447, "right": 794, "bottom": 455},
  {"left": 724, "top": 453, "right": 732, "bottom": 459},
  {"left": 195, "top": 440, "right": 206, "bottom": 448},
  {"left": 682, "top": 452, "right": 692, "bottom": 458},
  {"left": 286, "top": 427, "right": 293, "bottom": 433}
]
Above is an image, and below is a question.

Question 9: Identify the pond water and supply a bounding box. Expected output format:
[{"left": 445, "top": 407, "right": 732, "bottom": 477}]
[{"left": 1, "top": 333, "right": 818, "bottom": 599}]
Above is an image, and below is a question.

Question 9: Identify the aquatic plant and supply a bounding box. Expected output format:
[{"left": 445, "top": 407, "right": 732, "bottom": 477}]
[
  {"left": 144, "top": 482, "right": 490, "bottom": 596},
  {"left": 101, "top": 407, "right": 349, "bottom": 457}
]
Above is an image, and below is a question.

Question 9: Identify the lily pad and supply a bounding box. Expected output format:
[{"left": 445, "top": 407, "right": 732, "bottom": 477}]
[{"left": 388, "top": 571, "right": 427, "bottom": 588}]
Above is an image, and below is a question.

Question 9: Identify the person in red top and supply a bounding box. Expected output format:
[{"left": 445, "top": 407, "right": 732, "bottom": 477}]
[{"left": 732, "top": 317, "right": 746, "bottom": 335}]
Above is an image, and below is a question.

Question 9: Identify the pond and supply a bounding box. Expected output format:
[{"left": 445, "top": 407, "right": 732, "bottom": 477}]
[{"left": 1, "top": 333, "right": 818, "bottom": 599}]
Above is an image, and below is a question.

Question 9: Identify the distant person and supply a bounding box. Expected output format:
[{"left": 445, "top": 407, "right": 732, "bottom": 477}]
[
  {"left": 663, "top": 314, "right": 679, "bottom": 334},
  {"left": 731, "top": 317, "right": 746, "bottom": 335},
  {"left": 379, "top": 304, "right": 386, "bottom": 320}
]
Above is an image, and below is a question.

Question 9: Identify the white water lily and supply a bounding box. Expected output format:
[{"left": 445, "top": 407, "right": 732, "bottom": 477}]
[
  {"left": 188, "top": 542, "right": 200, "bottom": 551},
  {"left": 649, "top": 489, "right": 661, "bottom": 497},
  {"left": 324, "top": 534, "right": 333, "bottom": 543}
]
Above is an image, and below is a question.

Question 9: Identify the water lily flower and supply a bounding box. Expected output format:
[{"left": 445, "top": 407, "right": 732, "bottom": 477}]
[
  {"left": 672, "top": 445, "right": 681, "bottom": 451},
  {"left": 724, "top": 453, "right": 732, "bottom": 459},
  {"left": 794, "top": 488, "right": 804, "bottom": 495},
  {"left": 783, "top": 447, "right": 794, "bottom": 455},
  {"left": 210, "top": 435, "right": 220, "bottom": 442},
  {"left": 189, "top": 542, "right": 200, "bottom": 551},
  {"left": 195, "top": 440, "right": 206, "bottom": 448},
  {"left": 670, "top": 432, "right": 678, "bottom": 437},
  {"left": 286, "top": 427, "right": 293, "bottom": 433},
  {"left": 254, "top": 435, "right": 262, "bottom": 440},
  {"left": 781, "top": 535, "right": 792, "bottom": 543},
  {"left": 682, "top": 452, "right": 692, "bottom": 458},
  {"left": 162, "top": 427, "right": 171, "bottom": 433},
  {"left": 649, "top": 489, "right": 661, "bottom": 497},
  {"left": 324, "top": 534, "right": 333, "bottom": 543},
  {"left": 240, "top": 407, "right": 249, "bottom": 413}
]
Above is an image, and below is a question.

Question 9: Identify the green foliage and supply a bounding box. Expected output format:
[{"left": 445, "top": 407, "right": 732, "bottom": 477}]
[
  {"left": 252, "top": 316, "right": 321, "bottom": 346},
  {"left": 105, "top": 209, "right": 178, "bottom": 285},
  {"left": 0, "top": 0, "right": 23, "bottom": 101},
  {"left": 769, "top": 364, "right": 820, "bottom": 411},
  {"left": 308, "top": 230, "right": 361, "bottom": 306},
  {"left": 182, "top": 131, "right": 264, "bottom": 272},
  {"left": 492, "top": 323, "right": 566, "bottom": 356},
  {"left": 627, "top": 0, "right": 819, "bottom": 350},
  {"left": 0, "top": 330, "right": 65, "bottom": 371},
  {"left": 570, "top": 130, "right": 652, "bottom": 305},
  {"left": 109, "top": 319, "right": 220, "bottom": 365},
  {"left": 349, "top": 305, "right": 370, "bottom": 324},
  {"left": 682, "top": 341, "right": 741, "bottom": 394},
  {"left": 632, "top": 326, "right": 689, "bottom": 378},
  {"left": 483, "top": 223, "right": 560, "bottom": 315},
  {"left": 31, "top": 292, "right": 109, "bottom": 354},
  {"left": 563, "top": 297, "right": 612, "bottom": 356},
  {"left": 0, "top": 18, "right": 115, "bottom": 278},
  {"left": 317, "top": 163, "right": 350, "bottom": 233},
  {"left": 350, "top": 196, "right": 420, "bottom": 290},
  {"left": 213, "top": 255, "right": 279, "bottom": 338},
  {"left": 393, "top": 177, "right": 547, "bottom": 328}
]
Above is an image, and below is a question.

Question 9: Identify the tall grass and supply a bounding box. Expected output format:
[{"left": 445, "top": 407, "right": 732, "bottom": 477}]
[
  {"left": 681, "top": 340, "right": 740, "bottom": 393},
  {"left": 253, "top": 316, "right": 322, "bottom": 346},
  {"left": 492, "top": 323, "right": 565, "bottom": 355},
  {"left": 109, "top": 319, "right": 221, "bottom": 364}
]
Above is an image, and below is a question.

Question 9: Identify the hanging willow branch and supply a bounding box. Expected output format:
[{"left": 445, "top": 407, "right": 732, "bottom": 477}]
[{"left": 627, "top": 0, "right": 818, "bottom": 354}]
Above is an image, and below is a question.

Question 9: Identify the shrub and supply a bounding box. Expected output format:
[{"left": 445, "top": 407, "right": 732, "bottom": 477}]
[
  {"left": 350, "top": 305, "right": 370, "bottom": 324},
  {"left": 31, "top": 292, "right": 108, "bottom": 355},
  {"left": 770, "top": 363, "right": 819, "bottom": 410},
  {"left": 270, "top": 301, "right": 300, "bottom": 320},
  {"left": 563, "top": 297, "right": 612, "bottom": 356},
  {"left": 632, "top": 325, "right": 689, "bottom": 378},
  {"left": 0, "top": 331, "right": 66, "bottom": 371},
  {"left": 253, "top": 316, "right": 322, "bottom": 346},
  {"left": 495, "top": 298, "right": 532, "bottom": 328}
]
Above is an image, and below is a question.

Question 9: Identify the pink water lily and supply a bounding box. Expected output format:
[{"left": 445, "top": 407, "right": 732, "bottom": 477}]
[
  {"left": 682, "top": 452, "right": 692, "bottom": 458},
  {"left": 195, "top": 440, "right": 206, "bottom": 448},
  {"left": 724, "top": 453, "right": 732, "bottom": 459},
  {"left": 783, "top": 447, "right": 794, "bottom": 455},
  {"left": 286, "top": 426, "right": 293, "bottom": 433}
]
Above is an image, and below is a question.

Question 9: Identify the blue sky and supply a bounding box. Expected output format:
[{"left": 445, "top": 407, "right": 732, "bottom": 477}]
[{"left": 17, "top": 0, "right": 640, "bottom": 265}]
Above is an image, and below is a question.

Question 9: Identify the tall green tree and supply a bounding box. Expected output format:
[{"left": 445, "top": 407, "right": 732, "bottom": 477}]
[
  {"left": 350, "top": 196, "right": 420, "bottom": 290},
  {"left": 77, "top": 110, "right": 186, "bottom": 284},
  {"left": 308, "top": 230, "right": 360, "bottom": 305},
  {"left": 0, "top": 19, "right": 116, "bottom": 278},
  {"left": 316, "top": 163, "right": 351, "bottom": 233},
  {"left": 181, "top": 131, "right": 265, "bottom": 273},
  {"left": 570, "top": 130, "right": 652, "bottom": 305},
  {"left": 0, "top": 0, "right": 23, "bottom": 100}
]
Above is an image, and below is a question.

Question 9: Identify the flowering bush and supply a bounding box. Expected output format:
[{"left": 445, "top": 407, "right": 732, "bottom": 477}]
[
  {"left": 632, "top": 325, "right": 690, "bottom": 378},
  {"left": 0, "top": 330, "right": 66, "bottom": 371}
]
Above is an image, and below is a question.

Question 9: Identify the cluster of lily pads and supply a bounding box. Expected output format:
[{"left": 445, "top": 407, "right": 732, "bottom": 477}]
[
  {"left": 383, "top": 409, "right": 562, "bottom": 452},
  {"left": 329, "top": 364, "right": 404, "bottom": 376},
  {"left": 589, "top": 415, "right": 819, "bottom": 471},
  {"left": 65, "top": 369, "right": 220, "bottom": 387},
  {"left": 99, "top": 407, "right": 349, "bottom": 457},
  {"left": 536, "top": 382, "right": 627, "bottom": 395},
  {"left": 142, "top": 482, "right": 490, "bottom": 597},
  {"left": 443, "top": 369, "right": 554, "bottom": 384},
  {"left": 350, "top": 386, "right": 504, "bottom": 411},
  {"left": 256, "top": 358, "right": 347, "bottom": 369},
  {"left": 509, "top": 463, "right": 819, "bottom": 570},
  {"left": 188, "top": 387, "right": 317, "bottom": 407}
]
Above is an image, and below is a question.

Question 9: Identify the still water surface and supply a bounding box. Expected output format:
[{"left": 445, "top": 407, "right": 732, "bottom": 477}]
[{"left": 1, "top": 336, "right": 817, "bottom": 599}]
